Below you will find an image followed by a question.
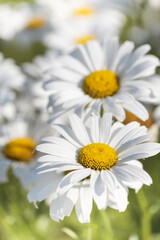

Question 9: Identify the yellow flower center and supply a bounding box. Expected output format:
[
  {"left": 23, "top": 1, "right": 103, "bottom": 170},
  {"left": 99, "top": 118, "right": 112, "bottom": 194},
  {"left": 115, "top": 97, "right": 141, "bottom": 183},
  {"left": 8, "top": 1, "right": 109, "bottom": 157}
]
[
  {"left": 73, "top": 7, "right": 95, "bottom": 16},
  {"left": 76, "top": 34, "right": 96, "bottom": 45},
  {"left": 123, "top": 111, "right": 153, "bottom": 128},
  {"left": 26, "top": 16, "right": 46, "bottom": 29},
  {"left": 3, "top": 138, "right": 37, "bottom": 162},
  {"left": 78, "top": 143, "right": 118, "bottom": 170},
  {"left": 83, "top": 70, "right": 119, "bottom": 99}
]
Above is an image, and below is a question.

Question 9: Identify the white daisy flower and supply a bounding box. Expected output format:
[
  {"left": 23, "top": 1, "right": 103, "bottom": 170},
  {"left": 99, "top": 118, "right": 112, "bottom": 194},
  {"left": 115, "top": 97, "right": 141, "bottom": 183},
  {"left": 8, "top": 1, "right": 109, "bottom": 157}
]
[
  {"left": 35, "top": 0, "right": 99, "bottom": 23},
  {"left": 0, "top": 4, "right": 27, "bottom": 41},
  {"left": 0, "top": 3, "right": 54, "bottom": 44},
  {"left": 43, "top": 9, "right": 126, "bottom": 51},
  {"left": 28, "top": 113, "right": 160, "bottom": 223},
  {"left": 12, "top": 3, "right": 54, "bottom": 46},
  {"left": 0, "top": 53, "right": 25, "bottom": 91},
  {"left": 22, "top": 50, "right": 61, "bottom": 111},
  {"left": 44, "top": 38, "right": 159, "bottom": 123},
  {"left": 0, "top": 53, "right": 25, "bottom": 121},
  {"left": 0, "top": 118, "right": 53, "bottom": 188}
]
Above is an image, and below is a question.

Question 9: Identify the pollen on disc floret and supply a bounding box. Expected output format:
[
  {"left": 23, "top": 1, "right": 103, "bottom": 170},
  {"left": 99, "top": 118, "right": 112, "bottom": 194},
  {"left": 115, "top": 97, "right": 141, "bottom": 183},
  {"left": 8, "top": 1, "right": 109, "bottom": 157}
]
[
  {"left": 82, "top": 70, "right": 119, "bottom": 99},
  {"left": 78, "top": 143, "right": 118, "bottom": 170}
]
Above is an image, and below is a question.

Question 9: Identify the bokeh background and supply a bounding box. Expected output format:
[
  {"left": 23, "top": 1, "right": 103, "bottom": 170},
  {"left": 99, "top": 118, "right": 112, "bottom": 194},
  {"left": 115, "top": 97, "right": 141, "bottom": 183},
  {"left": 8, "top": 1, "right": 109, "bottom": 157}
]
[{"left": 0, "top": 0, "right": 160, "bottom": 240}]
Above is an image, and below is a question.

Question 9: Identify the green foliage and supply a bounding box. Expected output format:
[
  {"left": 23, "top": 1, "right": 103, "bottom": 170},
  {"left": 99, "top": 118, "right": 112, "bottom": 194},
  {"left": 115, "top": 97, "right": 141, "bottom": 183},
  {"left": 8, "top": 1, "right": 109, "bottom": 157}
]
[{"left": 0, "top": 0, "right": 33, "bottom": 4}]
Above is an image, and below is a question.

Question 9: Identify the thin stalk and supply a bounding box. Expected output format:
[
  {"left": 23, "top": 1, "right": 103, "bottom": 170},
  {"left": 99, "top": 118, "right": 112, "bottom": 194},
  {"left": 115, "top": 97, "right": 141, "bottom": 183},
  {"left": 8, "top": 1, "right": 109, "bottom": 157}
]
[
  {"left": 100, "top": 211, "right": 114, "bottom": 240},
  {"left": 86, "top": 226, "right": 92, "bottom": 240},
  {"left": 136, "top": 189, "right": 152, "bottom": 240}
]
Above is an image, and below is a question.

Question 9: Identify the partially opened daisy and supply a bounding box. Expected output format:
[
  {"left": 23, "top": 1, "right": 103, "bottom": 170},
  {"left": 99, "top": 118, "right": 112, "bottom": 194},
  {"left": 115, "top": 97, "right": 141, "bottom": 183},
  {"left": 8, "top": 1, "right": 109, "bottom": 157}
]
[
  {"left": 28, "top": 113, "right": 160, "bottom": 223},
  {"left": 44, "top": 38, "right": 159, "bottom": 123}
]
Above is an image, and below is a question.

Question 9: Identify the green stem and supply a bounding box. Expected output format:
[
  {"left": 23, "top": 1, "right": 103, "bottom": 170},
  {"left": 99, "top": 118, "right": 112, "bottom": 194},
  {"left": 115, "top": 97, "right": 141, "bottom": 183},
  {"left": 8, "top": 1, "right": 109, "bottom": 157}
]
[
  {"left": 86, "top": 226, "right": 92, "bottom": 240},
  {"left": 100, "top": 211, "right": 114, "bottom": 240},
  {"left": 0, "top": 205, "right": 20, "bottom": 239},
  {"left": 136, "top": 189, "right": 152, "bottom": 240}
]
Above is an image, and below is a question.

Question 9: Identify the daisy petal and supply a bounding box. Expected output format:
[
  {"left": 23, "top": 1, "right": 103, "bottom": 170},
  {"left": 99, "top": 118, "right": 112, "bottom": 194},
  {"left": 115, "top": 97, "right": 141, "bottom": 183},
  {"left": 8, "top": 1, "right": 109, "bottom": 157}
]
[
  {"left": 90, "top": 171, "right": 108, "bottom": 210},
  {"left": 116, "top": 134, "right": 151, "bottom": 153},
  {"left": 116, "top": 93, "right": 149, "bottom": 121},
  {"left": 68, "top": 113, "right": 91, "bottom": 145},
  {"left": 101, "top": 170, "right": 117, "bottom": 192},
  {"left": 119, "top": 143, "right": 160, "bottom": 160},
  {"left": 90, "top": 114, "right": 100, "bottom": 143},
  {"left": 36, "top": 143, "right": 76, "bottom": 159},
  {"left": 52, "top": 124, "right": 82, "bottom": 148},
  {"left": 100, "top": 113, "right": 112, "bottom": 144},
  {"left": 112, "top": 41, "right": 135, "bottom": 72},
  {"left": 104, "top": 97, "right": 125, "bottom": 122},
  {"left": 28, "top": 172, "right": 62, "bottom": 202},
  {"left": 112, "top": 181, "right": 128, "bottom": 212},
  {"left": 74, "top": 45, "right": 94, "bottom": 72},
  {"left": 86, "top": 40, "right": 103, "bottom": 71},
  {"left": 60, "top": 55, "right": 89, "bottom": 75},
  {"left": 75, "top": 180, "right": 93, "bottom": 223},
  {"left": 50, "top": 187, "right": 79, "bottom": 222},
  {"left": 57, "top": 169, "right": 91, "bottom": 196},
  {"left": 109, "top": 121, "right": 140, "bottom": 149}
]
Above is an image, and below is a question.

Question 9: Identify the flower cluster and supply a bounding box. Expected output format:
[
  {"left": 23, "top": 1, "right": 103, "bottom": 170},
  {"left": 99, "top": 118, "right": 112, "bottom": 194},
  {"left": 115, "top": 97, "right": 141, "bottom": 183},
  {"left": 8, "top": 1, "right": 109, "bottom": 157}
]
[{"left": 0, "top": 0, "right": 160, "bottom": 228}]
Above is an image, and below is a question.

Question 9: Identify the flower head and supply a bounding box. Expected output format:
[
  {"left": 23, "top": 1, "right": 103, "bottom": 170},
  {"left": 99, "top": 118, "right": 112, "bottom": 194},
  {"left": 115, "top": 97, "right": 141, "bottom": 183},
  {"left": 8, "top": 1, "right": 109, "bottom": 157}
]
[
  {"left": 44, "top": 38, "right": 159, "bottom": 123},
  {"left": 0, "top": 118, "right": 53, "bottom": 188},
  {"left": 28, "top": 113, "right": 160, "bottom": 223}
]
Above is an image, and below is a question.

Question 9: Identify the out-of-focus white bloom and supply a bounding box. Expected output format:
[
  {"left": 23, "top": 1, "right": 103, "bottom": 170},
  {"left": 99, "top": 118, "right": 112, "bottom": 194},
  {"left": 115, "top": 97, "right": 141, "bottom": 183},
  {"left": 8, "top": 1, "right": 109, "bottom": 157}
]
[
  {"left": 0, "top": 4, "right": 27, "bottom": 41},
  {"left": 44, "top": 38, "right": 159, "bottom": 123},
  {"left": 129, "top": 235, "right": 139, "bottom": 240},
  {"left": 44, "top": 9, "right": 126, "bottom": 51},
  {"left": 13, "top": 3, "right": 54, "bottom": 46},
  {"left": 126, "top": 0, "right": 160, "bottom": 56},
  {"left": 0, "top": 53, "right": 25, "bottom": 121},
  {"left": 22, "top": 51, "right": 61, "bottom": 111},
  {"left": 0, "top": 53, "right": 25, "bottom": 90},
  {"left": 36, "top": 0, "right": 101, "bottom": 23},
  {"left": 148, "top": 0, "right": 160, "bottom": 10},
  {"left": 0, "top": 119, "right": 53, "bottom": 188},
  {"left": 28, "top": 113, "right": 160, "bottom": 223},
  {"left": 0, "top": 3, "right": 54, "bottom": 44}
]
